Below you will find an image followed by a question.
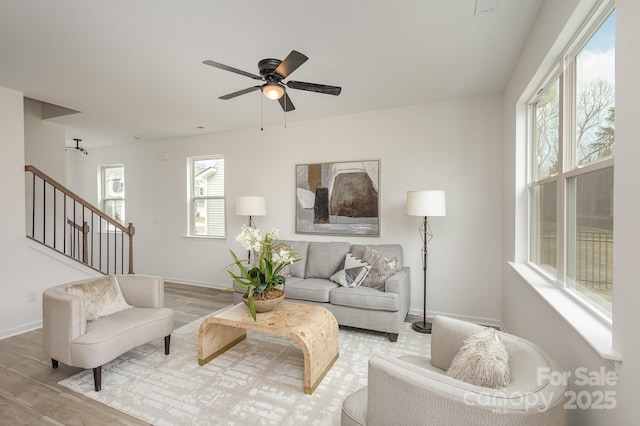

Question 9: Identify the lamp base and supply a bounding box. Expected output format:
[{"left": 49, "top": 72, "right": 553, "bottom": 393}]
[{"left": 412, "top": 320, "right": 432, "bottom": 334}]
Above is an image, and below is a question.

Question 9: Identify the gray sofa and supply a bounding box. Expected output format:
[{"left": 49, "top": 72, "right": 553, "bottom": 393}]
[{"left": 234, "top": 241, "right": 410, "bottom": 342}]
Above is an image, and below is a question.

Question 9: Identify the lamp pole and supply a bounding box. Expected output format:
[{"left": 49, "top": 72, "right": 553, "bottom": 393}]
[
  {"left": 412, "top": 215, "right": 433, "bottom": 333},
  {"left": 406, "top": 190, "right": 446, "bottom": 335}
]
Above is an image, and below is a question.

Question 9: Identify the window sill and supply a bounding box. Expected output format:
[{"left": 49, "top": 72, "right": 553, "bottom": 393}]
[
  {"left": 183, "top": 235, "right": 226, "bottom": 240},
  {"left": 509, "top": 262, "right": 622, "bottom": 363}
]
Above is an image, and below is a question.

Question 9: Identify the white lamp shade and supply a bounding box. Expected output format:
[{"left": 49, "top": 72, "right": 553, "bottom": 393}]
[
  {"left": 406, "top": 190, "right": 446, "bottom": 217},
  {"left": 236, "top": 196, "right": 266, "bottom": 216}
]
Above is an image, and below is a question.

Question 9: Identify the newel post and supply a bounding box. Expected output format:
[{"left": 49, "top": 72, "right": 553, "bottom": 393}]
[{"left": 128, "top": 222, "right": 136, "bottom": 274}]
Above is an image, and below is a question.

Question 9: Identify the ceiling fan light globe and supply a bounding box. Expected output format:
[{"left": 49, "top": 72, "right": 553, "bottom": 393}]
[{"left": 262, "top": 83, "right": 285, "bottom": 100}]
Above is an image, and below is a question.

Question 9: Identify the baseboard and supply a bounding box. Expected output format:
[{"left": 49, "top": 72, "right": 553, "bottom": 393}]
[
  {"left": 163, "top": 277, "right": 228, "bottom": 291},
  {"left": 0, "top": 320, "right": 42, "bottom": 340},
  {"left": 408, "top": 308, "right": 503, "bottom": 330}
]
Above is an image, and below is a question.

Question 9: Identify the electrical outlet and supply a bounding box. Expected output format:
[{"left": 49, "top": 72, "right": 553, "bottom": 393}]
[{"left": 27, "top": 290, "right": 37, "bottom": 303}]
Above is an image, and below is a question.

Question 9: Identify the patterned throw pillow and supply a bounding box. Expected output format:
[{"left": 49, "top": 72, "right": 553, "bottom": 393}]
[
  {"left": 65, "top": 275, "right": 132, "bottom": 321},
  {"left": 447, "top": 327, "right": 511, "bottom": 389},
  {"left": 361, "top": 246, "right": 399, "bottom": 291},
  {"left": 330, "top": 253, "right": 371, "bottom": 287}
]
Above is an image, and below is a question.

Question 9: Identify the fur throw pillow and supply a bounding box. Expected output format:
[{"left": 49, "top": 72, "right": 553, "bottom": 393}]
[
  {"left": 447, "top": 327, "right": 511, "bottom": 389},
  {"left": 65, "top": 275, "right": 132, "bottom": 321},
  {"left": 361, "top": 247, "right": 399, "bottom": 291}
]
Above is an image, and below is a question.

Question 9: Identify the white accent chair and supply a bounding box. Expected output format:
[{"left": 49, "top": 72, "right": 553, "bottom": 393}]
[
  {"left": 341, "top": 316, "right": 568, "bottom": 426},
  {"left": 43, "top": 274, "right": 175, "bottom": 391}
]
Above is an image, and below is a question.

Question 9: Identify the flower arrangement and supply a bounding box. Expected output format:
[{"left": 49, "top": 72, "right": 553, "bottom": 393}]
[{"left": 227, "top": 225, "right": 301, "bottom": 320}]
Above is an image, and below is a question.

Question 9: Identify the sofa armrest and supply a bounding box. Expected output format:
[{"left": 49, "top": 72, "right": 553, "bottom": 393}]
[
  {"left": 383, "top": 267, "right": 408, "bottom": 295},
  {"left": 366, "top": 353, "right": 566, "bottom": 426},
  {"left": 43, "top": 286, "right": 87, "bottom": 364},
  {"left": 384, "top": 267, "right": 410, "bottom": 321},
  {"left": 116, "top": 274, "right": 164, "bottom": 308},
  {"left": 367, "top": 353, "right": 475, "bottom": 426}
]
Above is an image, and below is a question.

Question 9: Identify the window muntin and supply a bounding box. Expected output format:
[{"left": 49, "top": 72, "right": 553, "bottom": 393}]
[
  {"left": 188, "top": 156, "right": 225, "bottom": 238},
  {"left": 101, "top": 165, "right": 125, "bottom": 224},
  {"left": 528, "top": 7, "right": 614, "bottom": 318}
]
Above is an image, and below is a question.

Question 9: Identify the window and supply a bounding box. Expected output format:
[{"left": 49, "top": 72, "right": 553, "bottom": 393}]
[
  {"left": 188, "top": 155, "right": 225, "bottom": 237},
  {"left": 101, "top": 165, "right": 125, "bottom": 224},
  {"left": 528, "top": 7, "right": 615, "bottom": 317}
]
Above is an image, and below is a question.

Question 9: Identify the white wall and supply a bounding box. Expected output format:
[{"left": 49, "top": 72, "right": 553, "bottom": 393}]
[
  {"left": 0, "top": 87, "right": 95, "bottom": 338},
  {"left": 502, "top": 0, "right": 638, "bottom": 424},
  {"left": 73, "top": 95, "right": 504, "bottom": 324},
  {"left": 23, "top": 97, "right": 67, "bottom": 183}
]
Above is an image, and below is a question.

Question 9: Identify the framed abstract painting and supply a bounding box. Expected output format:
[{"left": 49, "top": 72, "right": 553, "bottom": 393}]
[{"left": 295, "top": 160, "right": 380, "bottom": 236}]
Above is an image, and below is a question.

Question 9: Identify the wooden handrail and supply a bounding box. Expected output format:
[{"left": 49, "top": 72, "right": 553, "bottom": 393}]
[
  {"left": 25, "top": 164, "right": 135, "bottom": 274},
  {"left": 25, "top": 165, "right": 130, "bottom": 234}
]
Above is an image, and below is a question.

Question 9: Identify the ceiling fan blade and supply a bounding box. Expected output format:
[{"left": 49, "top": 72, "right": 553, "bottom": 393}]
[
  {"left": 203, "top": 60, "right": 262, "bottom": 80},
  {"left": 287, "top": 81, "right": 342, "bottom": 96},
  {"left": 274, "top": 50, "right": 308, "bottom": 79},
  {"left": 219, "top": 86, "right": 261, "bottom": 100},
  {"left": 278, "top": 93, "right": 296, "bottom": 112}
]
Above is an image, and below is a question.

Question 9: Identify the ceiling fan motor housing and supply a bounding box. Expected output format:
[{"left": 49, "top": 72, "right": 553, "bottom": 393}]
[{"left": 259, "top": 58, "right": 286, "bottom": 88}]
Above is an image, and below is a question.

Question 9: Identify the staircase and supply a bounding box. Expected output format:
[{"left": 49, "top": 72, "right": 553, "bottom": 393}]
[{"left": 25, "top": 165, "right": 135, "bottom": 275}]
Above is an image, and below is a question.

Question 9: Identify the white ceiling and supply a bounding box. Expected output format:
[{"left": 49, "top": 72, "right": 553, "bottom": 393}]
[{"left": 0, "top": 0, "right": 542, "bottom": 147}]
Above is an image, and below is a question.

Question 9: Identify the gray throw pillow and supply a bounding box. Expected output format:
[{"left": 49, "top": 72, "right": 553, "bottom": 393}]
[{"left": 361, "top": 246, "right": 399, "bottom": 290}]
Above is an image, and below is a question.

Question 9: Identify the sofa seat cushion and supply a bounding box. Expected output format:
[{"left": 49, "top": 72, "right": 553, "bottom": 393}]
[
  {"left": 284, "top": 278, "right": 337, "bottom": 303},
  {"left": 330, "top": 286, "right": 399, "bottom": 312},
  {"left": 70, "top": 307, "right": 174, "bottom": 368}
]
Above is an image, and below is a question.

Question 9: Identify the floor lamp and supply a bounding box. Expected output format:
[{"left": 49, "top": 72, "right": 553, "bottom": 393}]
[
  {"left": 236, "top": 196, "right": 266, "bottom": 264},
  {"left": 406, "top": 190, "right": 446, "bottom": 334}
]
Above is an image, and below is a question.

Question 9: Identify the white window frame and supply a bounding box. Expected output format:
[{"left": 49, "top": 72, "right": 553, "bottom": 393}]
[
  {"left": 187, "top": 154, "right": 226, "bottom": 238},
  {"left": 526, "top": 2, "right": 615, "bottom": 323},
  {"left": 100, "top": 164, "right": 125, "bottom": 224}
]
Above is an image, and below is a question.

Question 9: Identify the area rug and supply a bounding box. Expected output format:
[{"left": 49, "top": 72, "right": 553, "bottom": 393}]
[{"left": 59, "top": 309, "right": 431, "bottom": 425}]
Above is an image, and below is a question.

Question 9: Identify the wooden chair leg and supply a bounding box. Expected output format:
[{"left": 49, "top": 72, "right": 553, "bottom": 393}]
[
  {"left": 164, "top": 335, "right": 171, "bottom": 355},
  {"left": 52, "top": 359, "right": 59, "bottom": 369},
  {"left": 93, "top": 366, "right": 102, "bottom": 392}
]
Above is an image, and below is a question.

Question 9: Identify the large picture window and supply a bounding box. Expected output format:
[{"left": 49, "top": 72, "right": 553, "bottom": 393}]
[
  {"left": 188, "top": 155, "right": 225, "bottom": 238},
  {"left": 528, "top": 7, "right": 615, "bottom": 317}
]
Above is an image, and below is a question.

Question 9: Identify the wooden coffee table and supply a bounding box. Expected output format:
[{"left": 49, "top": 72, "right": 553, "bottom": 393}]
[{"left": 197, "top": 301, "right": 339, "bottom": 394}]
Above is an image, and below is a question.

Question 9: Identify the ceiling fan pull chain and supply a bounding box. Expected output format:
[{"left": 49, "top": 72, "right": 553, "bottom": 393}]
[
  {"left": 260, "top": 92, "right": 264, "bottom": 131},
  {"left": 284, "top": 88, "right": 287, "bottom": 129}
]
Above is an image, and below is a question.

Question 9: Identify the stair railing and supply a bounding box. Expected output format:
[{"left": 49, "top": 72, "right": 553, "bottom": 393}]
[{"left": 25, "top": 165, "right": 135, "bottom": 275}]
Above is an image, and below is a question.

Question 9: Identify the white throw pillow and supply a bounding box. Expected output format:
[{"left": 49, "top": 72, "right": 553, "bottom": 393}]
[
  {"left": 447, "top": 327, "right": 511, "bottom": 389},
  {"left": 65, "top": 275, "right": 132, "bottom": 321},
  {"left": 330, "top": 253, "right": 370, "bottom": 287}
]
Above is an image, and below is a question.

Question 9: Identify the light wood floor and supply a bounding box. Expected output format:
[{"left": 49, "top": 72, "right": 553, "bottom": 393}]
[{"left": 0, "top": 283, "right": 422, "bottom": 425}]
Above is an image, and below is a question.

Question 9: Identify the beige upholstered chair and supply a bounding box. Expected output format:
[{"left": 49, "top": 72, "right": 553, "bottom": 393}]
[
  {"left": 43, "top": 274, "right": 175, "bottom": 391},
  {"left": 341, "top": 316, "right": 568, "bottom": 426}
]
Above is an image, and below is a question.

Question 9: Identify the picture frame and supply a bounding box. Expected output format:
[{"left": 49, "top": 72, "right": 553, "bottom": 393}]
[{"left": 295, "top": 160, "right": 380, "bottom": 236}]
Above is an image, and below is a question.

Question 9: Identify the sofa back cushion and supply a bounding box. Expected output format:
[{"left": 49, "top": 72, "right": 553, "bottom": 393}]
[
  {"left": 350, "top": 244, "right": 404, "bottom": 271},
  {"left": 305, "top": 242, "right": 352, "bottom": 279},
  {"left": 280, "top": 240, "right": 309, "bottom": 278}
]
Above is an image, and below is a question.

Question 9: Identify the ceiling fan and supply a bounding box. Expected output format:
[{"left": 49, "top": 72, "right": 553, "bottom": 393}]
[{"left": 203, "top": 50, "right": 341, "bottom": 112}]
